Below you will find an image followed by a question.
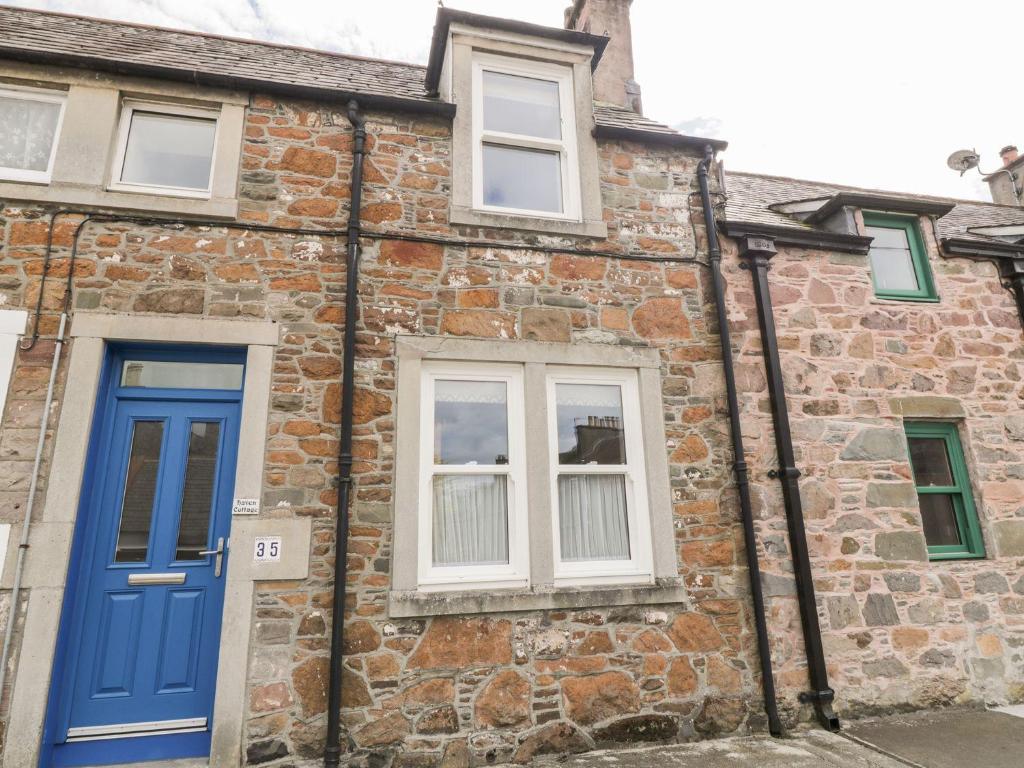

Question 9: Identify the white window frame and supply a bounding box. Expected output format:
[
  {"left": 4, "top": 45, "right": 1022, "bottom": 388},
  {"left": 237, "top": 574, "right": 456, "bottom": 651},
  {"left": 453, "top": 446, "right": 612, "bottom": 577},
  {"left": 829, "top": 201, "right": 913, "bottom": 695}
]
[
  {"left": 546, "top": 366, "right": 653, "bottom": 586},
  {"left": 0, "top": 85, "right": 66, "bottom": 184},
  {"left": 416, "top": 361, "right": 530, "bottom": 591},
  {"left": 109, "top": 99, "right": 221, "bottom": 199},
  {"left": 471, "top": 52, "right": 581, "bottom": 221}
]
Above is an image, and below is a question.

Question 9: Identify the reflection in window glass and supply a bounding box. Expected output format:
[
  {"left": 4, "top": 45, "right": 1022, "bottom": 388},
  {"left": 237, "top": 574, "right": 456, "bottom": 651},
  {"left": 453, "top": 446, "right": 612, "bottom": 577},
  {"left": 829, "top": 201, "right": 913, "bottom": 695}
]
[
  {"left": 433, "top": 379, "right": 508, "bottom": 465},
  {"left": 482, "top": 144, "right": 562, "bottom": 213},
  {"left": 556, "top": 383, "right": 626, "bottom": 464},
  {"left": 121, "top": 360, "right": 244, "bottom": 390},
  {"left": 908, "top": 437, "right": 954, "bottom": 487},
  {"left": 120, "top": 111, "right": 216, "bottom": 190},
  {"left": 175, "top": 422, "right": 221, "bottom": 560},
  {"left": 114, "top": 420, "right": 164, "bottom": 563},
  {"left": 558, "top": 474, "right": 629, "bottom": 561},
  {"left": 866, "top": 225, "right": 919, "bottom": 292},
  {"left": 432, "top": 474, "right": 509, "bottom": 566},
  {"left": 483, "top": 71, "right": 561, "bottom": 139},
  {"left": 0, "top": 92, "right": 62, "bottom": 173}
]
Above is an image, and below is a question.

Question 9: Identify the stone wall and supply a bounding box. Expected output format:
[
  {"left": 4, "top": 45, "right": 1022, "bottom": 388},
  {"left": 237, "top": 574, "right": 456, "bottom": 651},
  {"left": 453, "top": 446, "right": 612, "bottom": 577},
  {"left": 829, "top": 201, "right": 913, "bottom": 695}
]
[
  {"left": 2, "top": 82, "right": 1021, "bottom": 768},
  {"left": 719, "top": 215, "right": 1024, "bottom": 718},
  {"left": 0, "top": 92, "right": 772, "bottom": 767}
]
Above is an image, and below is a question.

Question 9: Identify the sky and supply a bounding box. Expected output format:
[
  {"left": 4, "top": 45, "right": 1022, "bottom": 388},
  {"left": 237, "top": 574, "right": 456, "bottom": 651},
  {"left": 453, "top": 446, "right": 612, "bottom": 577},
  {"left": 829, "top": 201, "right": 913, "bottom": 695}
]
[{"left": 10, "top": 0, "right": 1021, "bottom": 202}]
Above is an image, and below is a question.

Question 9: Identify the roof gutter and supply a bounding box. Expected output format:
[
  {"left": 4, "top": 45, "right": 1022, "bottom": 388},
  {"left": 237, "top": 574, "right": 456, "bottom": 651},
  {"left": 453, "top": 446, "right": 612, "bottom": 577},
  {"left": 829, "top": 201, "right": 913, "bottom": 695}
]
[
  {"left": 806, "top": 192, "right": 955, "bottom": 224},
  {"left": 721, "top": 220, "right": 872, "bottom": 254},
  {"left": 0, "top": 46, "right": 456, "bottom": 117},
  {"left": 593, "top": 124, "right": 727, "bottom": 152}
]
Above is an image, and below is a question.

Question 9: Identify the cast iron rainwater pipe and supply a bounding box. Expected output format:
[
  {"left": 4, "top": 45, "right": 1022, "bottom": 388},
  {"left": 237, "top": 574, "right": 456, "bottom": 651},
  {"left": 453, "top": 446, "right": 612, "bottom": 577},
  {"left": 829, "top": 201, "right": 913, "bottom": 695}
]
[
  {"left": 324, "top": 99, "right": 367, "bottom": 768},
  {"left": 696, "top": 147, "right": 783, "bottom": 736},
  {"left": 737, "top": 236, "right": 840, "bottom": 732}
]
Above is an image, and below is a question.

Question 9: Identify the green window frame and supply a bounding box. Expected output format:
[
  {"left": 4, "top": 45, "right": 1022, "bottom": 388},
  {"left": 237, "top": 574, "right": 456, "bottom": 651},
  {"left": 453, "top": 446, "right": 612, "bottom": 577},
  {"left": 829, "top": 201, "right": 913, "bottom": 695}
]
[
  {"left": 863, "top": 212, "right": 938, "bottom": 302},
  {"left": 904, "top": 421, "right": 984, "bottom": 560}
]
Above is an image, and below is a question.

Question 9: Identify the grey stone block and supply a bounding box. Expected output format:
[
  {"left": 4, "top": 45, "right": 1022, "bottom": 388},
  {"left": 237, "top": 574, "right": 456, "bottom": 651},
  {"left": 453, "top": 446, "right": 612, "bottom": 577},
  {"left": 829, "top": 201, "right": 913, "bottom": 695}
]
[
  {"left": 841, "top": 428, "right": 907, "bottom": 462},
  {"left": 866, "top": 483, "right": 918, "bottom": 509},
  {"left": 875, "top": 531, "right": 928, "bottom": 562},
  {"left": 863, "top": 593, "right": 900, "bottom": 626}
]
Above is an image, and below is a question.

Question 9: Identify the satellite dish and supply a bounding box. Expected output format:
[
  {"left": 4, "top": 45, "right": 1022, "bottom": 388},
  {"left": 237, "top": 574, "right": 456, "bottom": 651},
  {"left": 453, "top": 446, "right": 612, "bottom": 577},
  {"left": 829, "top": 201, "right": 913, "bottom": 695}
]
[{"left": 947, "top": 149, "right": 981, "bottom": 176}]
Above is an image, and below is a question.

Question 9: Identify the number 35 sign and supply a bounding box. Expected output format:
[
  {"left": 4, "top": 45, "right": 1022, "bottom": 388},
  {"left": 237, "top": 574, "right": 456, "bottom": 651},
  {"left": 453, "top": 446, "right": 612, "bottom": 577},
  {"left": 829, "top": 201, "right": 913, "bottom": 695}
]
[{"left": 254, "top": 536, "right": 282, "bottom": 562}]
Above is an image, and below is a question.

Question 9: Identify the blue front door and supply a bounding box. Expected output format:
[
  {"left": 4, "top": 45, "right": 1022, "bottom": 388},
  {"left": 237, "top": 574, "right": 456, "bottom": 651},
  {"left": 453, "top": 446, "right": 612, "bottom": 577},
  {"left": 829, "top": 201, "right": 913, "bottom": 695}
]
[{"left": 47, "top": 349, "right": 244, "bottom": 767}]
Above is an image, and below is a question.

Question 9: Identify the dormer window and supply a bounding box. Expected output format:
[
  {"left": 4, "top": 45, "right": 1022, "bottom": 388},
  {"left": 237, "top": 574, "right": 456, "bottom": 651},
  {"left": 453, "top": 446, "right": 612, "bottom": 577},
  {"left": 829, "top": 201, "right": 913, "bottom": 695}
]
[
  {"left": 863, "top": 212, "right": 938, "bottom": 302},
  {"left": 473, "top": 55, "right": 579, "bottom": 219}
]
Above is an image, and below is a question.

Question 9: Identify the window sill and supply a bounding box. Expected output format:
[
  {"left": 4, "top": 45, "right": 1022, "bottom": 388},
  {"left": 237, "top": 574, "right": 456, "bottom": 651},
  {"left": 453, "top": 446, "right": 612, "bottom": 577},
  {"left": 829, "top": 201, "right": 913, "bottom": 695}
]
[
  {"left": 868, "top": 295, "right": 941, "bottom": 305},
  {"left": 450, "top": 205, "right": 608, "bottom": 239},
  {"left": 0, "top": 180, "right": 238, "bottom": 220},
  {"left": 387, "top": 578, "right": 688, "bottom": 618}
]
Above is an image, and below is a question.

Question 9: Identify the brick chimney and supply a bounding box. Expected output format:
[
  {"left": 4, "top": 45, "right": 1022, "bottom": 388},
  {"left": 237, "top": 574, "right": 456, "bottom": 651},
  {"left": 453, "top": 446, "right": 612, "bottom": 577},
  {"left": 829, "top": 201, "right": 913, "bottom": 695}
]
[
  {"left": 985, "top": 144, "right": 1023, "bottom": 206},
  {"left": 565, "top": 0, "right": 642, "bottom": 113}
]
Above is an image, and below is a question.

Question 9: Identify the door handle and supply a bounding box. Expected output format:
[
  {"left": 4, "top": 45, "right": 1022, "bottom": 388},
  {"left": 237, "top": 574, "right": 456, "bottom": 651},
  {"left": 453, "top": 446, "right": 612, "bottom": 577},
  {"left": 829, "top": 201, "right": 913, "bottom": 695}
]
[{"left": 198, "top": 536, "right": 225, "bottom": 578}]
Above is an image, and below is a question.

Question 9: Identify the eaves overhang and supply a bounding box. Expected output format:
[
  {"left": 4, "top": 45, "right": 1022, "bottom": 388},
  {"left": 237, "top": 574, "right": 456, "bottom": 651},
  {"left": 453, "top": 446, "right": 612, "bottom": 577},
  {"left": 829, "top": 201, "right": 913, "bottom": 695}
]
[
  {"left": 424, "top": 8, "right": 609, "bottom": 95},
  {"left": 806, "top": 192, "right": 955, "bottom": 224},
  {"left": 721, "top": 220, "right": 872, "bottom": 254},
  {"left": 0, "top": 44, "right": 457, "bottom": 118}
]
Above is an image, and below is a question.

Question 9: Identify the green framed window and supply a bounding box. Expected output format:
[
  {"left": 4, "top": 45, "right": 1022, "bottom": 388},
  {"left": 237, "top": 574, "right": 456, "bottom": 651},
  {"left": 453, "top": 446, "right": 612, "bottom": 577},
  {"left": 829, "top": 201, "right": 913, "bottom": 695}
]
[
  {"left": 863, "top": 212, "right": 938, "bottom": 302},
  {"left": 904, "top": 422, "right": 984, "bottom": 560}
]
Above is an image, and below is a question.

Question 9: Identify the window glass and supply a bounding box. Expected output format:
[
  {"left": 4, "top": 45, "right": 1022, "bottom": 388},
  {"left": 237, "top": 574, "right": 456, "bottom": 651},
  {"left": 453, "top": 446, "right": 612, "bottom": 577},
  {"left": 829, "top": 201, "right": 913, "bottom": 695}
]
[
  {"left": 908, "top": 437, "right": 954, "bottom": 487},
  {"left": 866, "top": 225, "right": 919, "bottom": 292},
  {"left": 174, "top": 422, "right": 221, "bottom": 560},
  {"left": 432, "top": 475, "right": 509, "bottom": 566},
  {"left": 114, "top": 420, "right": 164, "bottom": 563},
  {"left": 555, "top": 383, "right": 626, "bottom": 464},
  {"left": 918, "top": 494, "right": 961, "bottom": 547},
  {"left": 483, "top": 71, "right": 561, "bottom": 139},
  {"left": 482, "top": 144, "right": 562, "bottom": 213},
  {"left": 121, "top": 360, "right": 244, "bottom": 390},
  {"left": 433, "top": 379, "right": 508, "bottom": 465},
  {"left": 558, "top": 474, "right": 630, "bottom": 561},
  {"left": 120, "top": 111, "right": 216, "bottom": 190},
  {"left": 0, "top": 92, "right": 62, "bottom": 175}
]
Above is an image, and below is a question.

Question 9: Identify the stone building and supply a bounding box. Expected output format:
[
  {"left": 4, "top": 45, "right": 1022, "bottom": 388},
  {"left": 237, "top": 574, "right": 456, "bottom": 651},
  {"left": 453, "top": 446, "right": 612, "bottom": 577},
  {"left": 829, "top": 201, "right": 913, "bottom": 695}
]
[{"left": 0, "top": 2, "right": 1020, "bottom": 767}]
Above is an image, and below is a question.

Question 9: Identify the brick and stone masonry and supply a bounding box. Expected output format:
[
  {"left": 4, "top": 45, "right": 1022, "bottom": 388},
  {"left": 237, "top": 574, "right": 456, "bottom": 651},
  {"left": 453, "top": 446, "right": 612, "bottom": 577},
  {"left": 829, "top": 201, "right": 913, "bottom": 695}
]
[{"left": 0, "top": 90, "right": 1022, "bottom": 767}]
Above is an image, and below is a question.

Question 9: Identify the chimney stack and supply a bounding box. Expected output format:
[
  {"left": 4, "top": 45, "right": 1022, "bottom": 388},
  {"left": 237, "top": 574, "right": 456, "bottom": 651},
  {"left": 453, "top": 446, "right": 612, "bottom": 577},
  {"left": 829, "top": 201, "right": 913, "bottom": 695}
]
[
  {"left": 985, "top": 144, "right": 1023, "bottom": 206},
  {"left": 564, "top": 0, "right": 642, "bottom": 113}
]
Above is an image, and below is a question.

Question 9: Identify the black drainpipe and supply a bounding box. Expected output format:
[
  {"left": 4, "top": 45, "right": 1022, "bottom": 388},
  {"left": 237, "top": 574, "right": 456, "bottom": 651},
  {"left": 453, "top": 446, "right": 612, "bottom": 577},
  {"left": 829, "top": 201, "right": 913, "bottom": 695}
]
[
  {"left": 999, "top": 258, "right": 1024, "bottom": 329},
  {"left": 737, "top": 236, "right": 840, "bottom": 732},
  {"left": 696, "top": 148, "right": 782, "bottom": 736},
  {"left": 324, "top": 99, "right": 367, "bottom": 768}
]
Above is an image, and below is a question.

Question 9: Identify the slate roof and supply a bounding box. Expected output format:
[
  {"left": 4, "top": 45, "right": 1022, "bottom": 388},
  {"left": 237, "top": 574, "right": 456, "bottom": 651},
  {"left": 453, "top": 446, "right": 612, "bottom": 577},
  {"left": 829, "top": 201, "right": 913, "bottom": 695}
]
[
  {"left": 724, "top": 171, "right": 1024, "bottom": 247},
  {"left": 0, "top": 4, "right": 706, "bottom": 143}
]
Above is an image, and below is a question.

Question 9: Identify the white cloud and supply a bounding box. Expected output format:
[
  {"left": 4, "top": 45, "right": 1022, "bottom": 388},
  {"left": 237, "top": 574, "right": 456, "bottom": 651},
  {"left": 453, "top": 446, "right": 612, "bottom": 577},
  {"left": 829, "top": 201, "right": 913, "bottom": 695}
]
[{"left": 10, "top": 0, "right": 1020, "bottom": 201}]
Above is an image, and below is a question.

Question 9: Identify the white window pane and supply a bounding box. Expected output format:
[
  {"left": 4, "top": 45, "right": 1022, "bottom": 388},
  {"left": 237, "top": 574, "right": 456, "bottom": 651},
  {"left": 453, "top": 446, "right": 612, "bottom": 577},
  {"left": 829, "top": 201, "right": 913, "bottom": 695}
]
[
  {"left": 483, "top": 70, "right": 561, "bottom": 139},
  {"left": 558, "top": 474, "right": 630, "bottom": 561},
  {"left": 121, "top": 360, "right": 244, "bottom": 390},
  {"left": 432, "top": 474, "right": 509, "bottom": 566},
  {"left": 866, "top": 226, "right": 919, "bottom": 292},
  {"left": 0, "top": 95, "right": 61, "bottom": 172},
  {"left": 120, "top": 111, "right": 216, "bottom": 190},
  {"left": 482, "top": 144, "right": 562, "bottom": 213},
  {"left": 434, "top": 380, "right": 508, "bottom": 465},
  {"left": 556, "top": 383, "right": 625, "bottom": 464}
]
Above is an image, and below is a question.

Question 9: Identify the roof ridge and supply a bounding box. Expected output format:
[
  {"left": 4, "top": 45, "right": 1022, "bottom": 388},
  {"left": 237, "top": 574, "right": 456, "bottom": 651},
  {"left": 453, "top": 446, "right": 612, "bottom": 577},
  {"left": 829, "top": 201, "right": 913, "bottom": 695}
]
[
  {"left": 0, "top": 3, "right": 428, "bottom": 71},
  {"left": 725, "top": 168, "right": 1018, "bottom": 210}
]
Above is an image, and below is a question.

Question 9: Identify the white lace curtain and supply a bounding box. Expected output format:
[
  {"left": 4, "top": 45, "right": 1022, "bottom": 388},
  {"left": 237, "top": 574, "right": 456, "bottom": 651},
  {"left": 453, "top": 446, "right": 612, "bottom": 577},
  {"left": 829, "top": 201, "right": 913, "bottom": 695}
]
[
  {"left": 558, "top": 474, "right": 629, "bottom": 561},
  {"left": 0, "top": 95, "right": 61, "bottom": 172},
  {"left": 432, "top": 475, "right": 508, "bottom": 566}
]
